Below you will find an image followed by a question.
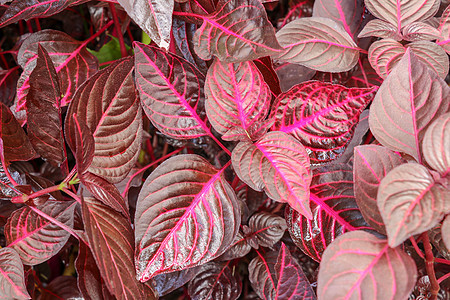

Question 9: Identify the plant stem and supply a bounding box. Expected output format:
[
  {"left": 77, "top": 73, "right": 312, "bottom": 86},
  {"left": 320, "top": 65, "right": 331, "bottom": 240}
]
[
  {"left": 109, "top": 3, "right": 128, "bottom": 58},
  {"left": 422, "top": 232, "right": 439, "bottom": 300},
  {"left": 62, "top": 188, "right": 82, "bottom": 204},
  {"left": 437, "top": 272, "right": 450, "bottom": 285},
  {"left": 409, "top": 237, "right": 424, "bottom": 259}
]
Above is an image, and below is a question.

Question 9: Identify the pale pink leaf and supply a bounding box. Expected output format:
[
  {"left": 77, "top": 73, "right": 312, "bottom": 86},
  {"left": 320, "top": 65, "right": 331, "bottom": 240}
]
[
  {"left": 442, "top": 215, "right": 450, "bottom": 251},
  {"left": 402, "top": 21, "right": 441, "bottom": 41},
  {"left": 437, "top": 4, "right": 450, "bottom": 53},
  {"left": 423, "top": 113, "right": 450, "bottom": 175},
  {"left": 0, "top": 248, "right": 30, "bottom": 300},
  {"left": 407, "top": 41, "right": 449, "bottom": 79},
  {"left": 358, "top": 19, "right": 402, "bottom": 40},
  {"left": 317, "top": 231, "right": 417, "bottom": 300}
]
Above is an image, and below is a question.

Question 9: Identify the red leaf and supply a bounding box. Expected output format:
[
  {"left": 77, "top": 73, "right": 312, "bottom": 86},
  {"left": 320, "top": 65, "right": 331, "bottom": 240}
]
[
  {"left": 0, "top": 67, "right": 20, "bottom": 106},
  {"left": 193, "top": 0, "right": 283, "bottom": 63},
  {"left": 286, "top": 164, "right": 373, "bottom": 262},
  {"left": 253, "top": 56, "right": 282, "bottom": 98},
  {"left": 205, "top": 59, "right": 271, "bottom": 141},
  {"left": 422, "top": 112, "right": 450, "bottom": 175},
  {"left": 5, "top": 200, "right": 76, "bottom": 265},
  {"left": 0, "top": 247, "right": 30, "bottom": 300},
  {"left": 38, "top": 276, "right": 81, "bottom": 300},
  {"left": 232, "top": 131, "right": 312, "bottom": 218},
  {"left": 271, "top": 80, "right": 375, "bottom": 163},
  {"left": 27, "top": 44, "right": 65, "bottom": 167},
  {"left": 70, "top": 115, "right": 94, "bottom": 175},
  {"left": 65, "top": 56, "right": 142, "bottom": 184},
  {"left": 353, "top": 145, "right": 403, "bottom": 235},
  {"left": 369, "top": 50, "right": 450, "bottom": 163},
  {"left": 377, "top": 163, "right": 449, "bottom": 247},
  {"left": 135, "top": 154, "right": 240, "bottom": 281},
  {"left": 317, "top": 231, "right": 417, "bottom": 299}
]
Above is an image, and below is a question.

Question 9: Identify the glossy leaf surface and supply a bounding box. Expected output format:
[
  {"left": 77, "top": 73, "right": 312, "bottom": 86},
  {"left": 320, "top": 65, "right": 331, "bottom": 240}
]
[
  {"left": 71, "top": 115, "right": 94, "bottom": 175},
  {"left": 317, "top": 231, "right": 417, "bottom": 300},
  {"left": 135, "top": 154, "right": 240, "bottom": 281},
  {"left": 194, "top": 0, "right": 282, "bottom": 62},
  {"left": 271, "top": 81, "right": 375, "bottom": 163},
  {"left": 247, "top": 212, "right": 287, "bottom": 248},
  {"left": 232, "top": 131, "right": 312, "bottom": 218},
  {"left": 369, "top": 50, "right": 450, "bottom": 162},
  {"left": 0, "top": 247, "right": 30, "bottom": 300},
  {"left": 422, "top": 113, "right": 450, "bottom": 175},
  {"left": 38, "top": 276, "right": 81, "bottom": 300},
  {"left": 153, "top": 268, "right": 199, "bottom": 297}
]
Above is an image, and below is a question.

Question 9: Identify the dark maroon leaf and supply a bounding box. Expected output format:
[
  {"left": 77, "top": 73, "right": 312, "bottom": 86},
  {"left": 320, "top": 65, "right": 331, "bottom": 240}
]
[
  {"left": 377, "top": 163, "right": 449, "bottom": 247},
  {"left": 135, "top": 154, "right": 240, "bottom": 281},
  {"left": 217, "top": 231, "right": 252, "bottom": 261},
  {"left": 174, "top": 0, "right": 216, "bottom": 24},
  {"left": 153, "top": 267, "right": 199, "bottom": 297},
  {"left": 193, "top": 0, "right": 283, "bottom": 63},
  {"left": 26, "top": 44, "right": 65, "bottom": 168},
  {"left": 0, "top": 102, "right": 36, "bottom": 163},
  {"left": 279, "top": 0, "right": 314, "bottom": 28},
  {"left": 82, "top": 196, "right": 155, "bottom": 299},
  {"left": 271, "top": 81, "right": 376, "bottom": 163},
  {"left": 70, "top": 115, "right": 94, "bottom": 175},
  {"left": 253, "top": 56, "right": 282, "bottom": 98},
  {"left": 249, "top": 243, "right": 316, "bottom": 300},
  {"left": 5, "top": 200, "right": 76, "bottom": 265},
  {"left": 25, "top": 173, "right": 62, "bottom": 202},
  {"left": 353, "top": 145, "right": 403, "bottom": 235},
  {"left": 37, "top": 276, "right": 81, "bottom": 300},
  {"left": 232, "top": 131, "right": 312, "bottom": 218},
  {"left": 205, "top": 59, "right": 271, "bottom": 141},
  {"left": 247, "top": 212, "right": 287, "bottom": 248},
  {"left": 369, "top": 50, "right": 450, "bottom": 162},
  {"left": 0, "top": 247, "right": 30, "bottom": 300},
  {"left": 318, "top": 231, "right": 417, "bottom": 299},
  {"left": 0, "top": 66, "right": 19, "bottom": 106},
  {"left": 65, "top": 56, "right": 142, "bottom": 184},
  {"left": 286, "top": 164, "right": 374, "bottom": 262},
  {"left": 273, "top": 61, "right": 316, "bottom": 93},
  {"left": 422, "top": 112, "right": 450, "bottom": 175}
]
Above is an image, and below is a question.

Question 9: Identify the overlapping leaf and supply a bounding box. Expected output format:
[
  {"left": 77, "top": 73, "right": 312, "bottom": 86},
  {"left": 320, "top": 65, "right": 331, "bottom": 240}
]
[
  {"left": 437, "top": 4, "right": 450, "bottom": 53},
  {"left": 232, "top": 131, "right": 312, "bottom": 218},
  {"left": 116, "top": 0, "right": 173, "bottom": 50},
  {"left": 423, "top": 113, "right": 450, "bottom": 175},
  {"left": 65, "top": 56, "right": 142, "bottom": 184},
  {"left": 369, "top": 50, "right": 450, "bottom": 162},
  {"left": 0, "top": 247, "right": 30, "bottom": 300},
  {"left": 353, "top": 145, "right": 402, "bottom": 234},
  {"left": 358, "top": 19, "right": 401, "bottom": 40},
  {"left": 193, "top": 0, "right": 283, "bottom": 63},
  {"left": 247, "top": 212, "right": 287, "bottom": 248},
  {"left": 135, "top": 154, "right": 240, "bottom": 281},
  {"left": 205, "top": 59, "right": 271, "bottom": 141},
  {"left": 317, "top": 231, "right": 417, "bottom": 300},
  {"left": 5, "top": 200, "right": 76, "bottom": 265},
  {"left": 401, "top": 22, "right": 440, "bottom": 41},
  {"left": 377, "top": 163, "right": 449, "bottom": 247},
  {"left": 286, "top": 164, "right": 373, "bottom": 262},
  {"left": 275, "top": 17, "right": 360, "bottom": 72},
  {"left": 153, "top": 268, "right": 199, "bottom": 297},
  {"left": 249, "top": 243, "right": 316, "bottom": 300},
  {"left": 273, "top": 61, "right": 316, "bottom": 92},
  {"left": 70, "top": 115, "right": 94, "bottom": 175},
  {"left": 0, "top": 67, "right": 19, "bottom": 106},
  {"left": 217, "top": 231, "right": 252, "bottom": 261},
  {"left": 271, "top": 81, "right": 375, "bottom": 163},
  {"left": 26, "top": 45, "right": 65, "bottom": 167},
  {"left": 443, "top": 216, "right": 450, "bottom": 251},
  {"left": 253, "top": 56, "right": 281, "bottom": 97},
  {"left": 38, "top": 276, "right": 81, "bottom": 300},
  {"left": 408, "top": 41, "right": 449, "bottom": 79}
]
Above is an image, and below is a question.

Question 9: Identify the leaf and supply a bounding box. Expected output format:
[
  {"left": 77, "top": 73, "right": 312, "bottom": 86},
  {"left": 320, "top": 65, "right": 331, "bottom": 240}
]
[
  {"left": 0, "top": 67, "right": 20, "bottom": 106},
  {"left": 377, "top": 163, "right": 449, "bottom": 247},
  {"left": 271, "top": 80, "right": 375, "bottom": 163},
  {"left": 0, "top": 164, "right": 23, "bottom": 200},
  {"left": 442, "top": 215, "right": 450, "bottom": 251},
  {"left": 437, "top": 4, "right": 450, "bottom": 54},
  {"left": 249, "top": 243, "right": 316, "bottom": 300},
  {"left": 232, "top": 131, "right": 312, "bottom": 218},
  {"left": 65, "top": 56, "right": 142, "bottom": 184},
  {"left": 134, "top": 42, "right": 210, "bottom": 139},
  {"left": 193, "top": 0, "right": 283, "bottom": 63},
  {"left": 153, "top": 267, "right": 199, "bottom": 297},
  {"left": 273, "top": 61, "right": 316, "bottom": 92},
  {"left": 116, "top": 0, "right": 173, "bottom": 50},
  {"left": 423, "top": 113, "right": 450, "bottom": 175},
  {"left": 402, "top": 21, "right": 441, "bottom": 41},
  {"left": 16, "top": 30, "right": 98, "bottom": 111},
  {"left": 0, "top": 247, "right": 30, "bottom": 300},
  {"left": 5, "top": 200, "right": 76, "bottom": 265},
  {"left": 407, "top": 41, "right": 449, "bottom": 79},
  {"left": 369, "top": 50, "right": 450, "bottom": 162},
  {"left": 70, "top": 115, "right": 94, "bottom": 175},
  {"left": 188, "top": 262, "right": 241, "bottom": 300},
  {"left": 38, "top": 276, "right": 81, "bottom": 300},
  {"left": 364, "top": 0, "right": 440, "bottom": 30},
  {"left": 82, "top": 196, "right": 155, "bottom": 299},
  {"left": 353, "top": 145, "right": 403, "bottom": 235},
  {"left": 358, "top": 19, "right": 402, "bottom": 40},
  {"left": 26, "top": 44, "right": 65, "bottom": 167},
  {"left": 286, "top": 164, "right": 374, "bottom": 262},
  {"left": 87, "top": 35, "right": 131, "bottom": 67},
  {"left": 217, "top": 231, "right": 252, "bottom": 261},
  {"left": 205, "top": 59, "right": 271, "bottom": 141},
  {"left": 275, "top": 17, "right": 360, "bottom": 72},
  {"left": 317, "top": 231, "right": 417, "bottom": 300},
  {"left": 253, "top": 56, "right": 282, "bottom": 98},
  {"left": 0, "top": 102, "right": 36, "bottom": 163},
  {"left": 247, "top": 212, "right": 287, "bottom": 248},
  {"left": 135, "top": 154, "right": 240, "bottom": 281}
]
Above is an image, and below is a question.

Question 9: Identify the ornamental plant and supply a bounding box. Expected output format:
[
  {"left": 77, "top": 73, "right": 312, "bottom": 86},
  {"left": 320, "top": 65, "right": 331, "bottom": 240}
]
[{"left": 0, "top": 0, "right": 449, "bottom": 299}]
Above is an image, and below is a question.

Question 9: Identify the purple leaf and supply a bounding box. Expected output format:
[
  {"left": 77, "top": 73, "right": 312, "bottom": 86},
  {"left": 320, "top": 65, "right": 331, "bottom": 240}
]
[
  {"left": 286, "top": 164, "right": 373, "bottom": 262},
  {"left": 65, "top": 56, "right": 142, "bottom": 184},
  {"left": 369, "top": 50, "right": 450, "bottom": 162},
  {"left": 249, "top": 243, "right": 316, "bottom": 300},
  {"left": 193, "top": 0, "right": 283, "bottom": 63},
  {"left": 205, "top": 59, "right": 271, "bottom": 141},
  {"left": 442, "top": 215, "right": 450, "bottom": 251},
  {"left": 82, "top": 196, "right": 155, "bottom": 299},
  {"left": 27, "top": 44, "right": 65, "bottom": 168},
  {"left": 188, "top": 262, "right": 241, "bottom": 300},
  {"left": 423, "top": 112, "right": 450, "bottom": 175},
  {"left": 232, "top": 131, "right": 312, "bottom": 218},
  {"left": 116, "top": 0, "right": 173, "bottom": 50},
  {"left": 353, "top": 145, "right": 403, "bottom": 235},
  {"left": 358, "top": 19, "right": 402, "bottom": 40},
  {"left": 0, "top": 67, "right": 19, "bottom": 106},
  {"left": 38, "top": 276, "right": 81, "bottom": 300},
  {"left": 247, "top": 212, "right": 287, "bottom": 248},
  {"left": 377, "top": 163, "right": 449, "bottom": 247},
  {"left": 135, "top": 154, "right": 240, "bottom": 281},
  {"left": 0, "top": 247, "right": 30, "bottom": 300},
  {"left": 153, "top": 267, "right": 199, "bottom": 297},
  {"left": 5, "top": 200, "right": 76, "bottom": 265},
  {"left": 275, "top": 17, "right": 360, "bottom": 72},
  {"left": 317, "top": 231, "right": 417, "bottom": 299},
  {"left": 271, "top": 80, "right": 375, "bottom": 163}
]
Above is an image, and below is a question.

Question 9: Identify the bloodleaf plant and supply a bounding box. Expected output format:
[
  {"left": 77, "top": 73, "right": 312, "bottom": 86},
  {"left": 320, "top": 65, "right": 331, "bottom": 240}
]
[{"left": 0, "top": 0, "right": 449, "bottom": 299}]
